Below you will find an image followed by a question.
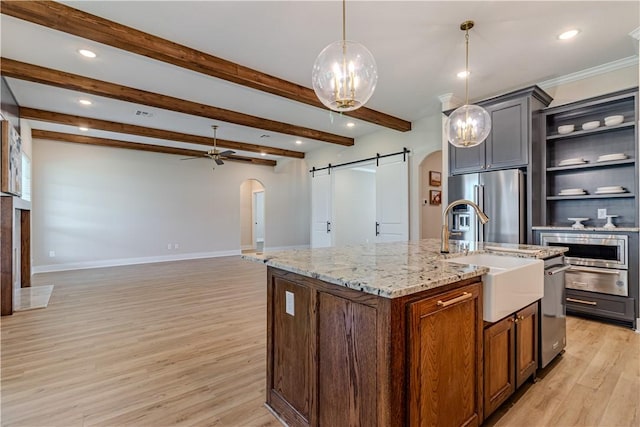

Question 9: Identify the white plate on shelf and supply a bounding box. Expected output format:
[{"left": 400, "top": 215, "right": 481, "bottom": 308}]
[
  {"left": 558, "top": 188, "right": 586, "bottom": 195},
  {"left": 595, "top": 189, "right": 627, "bottom": 194},
  {"left": 558, "top": 158, "right": 587, "bottom": 166},
  {"left": 597, "top": 186, "right": 624, "bottom": 191},
  {"left": 597, "top": 153, "right": 628, "bottom": 162}
]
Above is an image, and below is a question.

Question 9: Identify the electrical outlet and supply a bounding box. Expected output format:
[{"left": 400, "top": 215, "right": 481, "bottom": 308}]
[
  {"left": 167, "top": 243, "right": 172, "bottom": 250},
  {"left": 49, "top": 250, "right": 55, "bottom": 258},
  {"left": 174, "top": 243, "right": 179, "bottom": 249},
  {"left": 597, "top": 208, "right": 607, "bottom": 219},
  {"left": 285, "top": 291, "right": 295, "bottom": 316}
]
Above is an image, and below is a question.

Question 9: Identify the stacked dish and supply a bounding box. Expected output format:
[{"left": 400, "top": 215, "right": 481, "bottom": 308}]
[
  {"left": 558, "top": 157, "right": 587, "bottom": 166},
  {"left": 582, "top": 120, "right": 600, "bottom": 130},
  {"left": 595, "top": 186, "right": 626, "bottom": 194},
  {"left": 558, "top": 124, "right": 574, "bottom": 135},
  {"left": 597, "top": 153, "right": 628, "bottom": 162},
  {"left": 604, "top": 115, "right": 624, "bottom": 126},
  {"left": 558, "top": 188, "right": 586, "bottom": 196}
]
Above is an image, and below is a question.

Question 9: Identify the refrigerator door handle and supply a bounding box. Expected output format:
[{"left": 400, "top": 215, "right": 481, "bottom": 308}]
[{"left": 478, "top": 185, "right": 484, "bottom": 243}]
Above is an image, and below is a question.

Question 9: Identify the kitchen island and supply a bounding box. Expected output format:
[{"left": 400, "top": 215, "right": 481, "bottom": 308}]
[{"left": 243, "top": 239, "right": 566, "bottom": 427}]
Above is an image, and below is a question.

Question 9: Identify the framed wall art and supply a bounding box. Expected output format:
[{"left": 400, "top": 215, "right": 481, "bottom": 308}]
[
  {"left": 430, "top": 189, "right": 441, "bottom": 205},
  {"left": 1, "top": 120, "right": 22, "bottom": 196},
  {"left": 429, "top": 171, "right": 441, "bottom": 187}
]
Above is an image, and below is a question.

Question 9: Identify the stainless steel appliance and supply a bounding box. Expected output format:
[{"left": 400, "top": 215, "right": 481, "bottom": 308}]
[
  {"left": 540, "top": 256, "right": 569, "bottom": 368},
  {"left": 448, "top": 169, "right": 525, "bottom": 243},
  {"left": 540, "top": 233, "right": 628, "bottom": 296}
]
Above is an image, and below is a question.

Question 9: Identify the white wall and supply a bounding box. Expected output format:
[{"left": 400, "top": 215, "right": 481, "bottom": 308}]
[
  {"left": 306, "top": 112, "right": 443, "bottom": 241},
  {"left": 32, "top": 139, "right": 309, "bottom": 272}
]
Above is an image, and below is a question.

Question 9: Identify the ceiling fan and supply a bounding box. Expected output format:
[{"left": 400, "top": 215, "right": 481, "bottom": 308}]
[{"left": 182, "top": 125, "right": 235, "bottom": 166}]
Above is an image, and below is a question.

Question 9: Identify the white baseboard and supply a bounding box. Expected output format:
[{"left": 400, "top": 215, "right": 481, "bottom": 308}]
[{"left": 32, "top": 250, "right": 242, "bottom": 273}]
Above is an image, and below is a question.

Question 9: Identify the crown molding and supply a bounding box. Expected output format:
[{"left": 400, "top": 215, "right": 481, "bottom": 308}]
[
  {"left": 538, "top": 56, "right": 639, "bottom": 89},
  {"left": 629, "top": 27, "right": 640, "bottom": 41}
]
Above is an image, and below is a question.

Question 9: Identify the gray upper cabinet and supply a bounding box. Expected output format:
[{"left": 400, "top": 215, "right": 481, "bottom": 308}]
[{"left": 449, "top": 86, "right": 552, "bottom": 175}]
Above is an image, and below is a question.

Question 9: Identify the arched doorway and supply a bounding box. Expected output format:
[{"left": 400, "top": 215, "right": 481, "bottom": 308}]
[
  {"left": 419, "top": 150, "right": 443, "bottom": 239},
  {"left": 240, "top": 179, "right": 265, "bottom": 253}
]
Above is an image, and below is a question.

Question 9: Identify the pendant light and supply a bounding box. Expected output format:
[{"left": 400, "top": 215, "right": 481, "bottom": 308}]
[
  {"left": 312, "top": 0, "right": 378, "bottom": 112},
  {"left": 445, "top": 20, "right": 491, "bottom": 148}
]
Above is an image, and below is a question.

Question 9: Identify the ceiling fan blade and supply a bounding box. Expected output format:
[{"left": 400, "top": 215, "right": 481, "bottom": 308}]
[
  {"left": 214, "top": 158, "right": 224, "bottom": 165},
  {"left": 181, "top": 156, "right": 204, "bottom": 160},
  {"left": 218, "top": 150, "right": 235, "bottom": 157}
]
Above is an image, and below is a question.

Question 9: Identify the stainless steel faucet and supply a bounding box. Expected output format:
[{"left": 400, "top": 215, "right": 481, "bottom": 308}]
[{"left": 441, "top": 199, "right": 489, "bottom": 253}]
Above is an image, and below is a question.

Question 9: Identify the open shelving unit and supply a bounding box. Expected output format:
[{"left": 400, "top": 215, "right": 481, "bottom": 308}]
[{"left": 541, "top": 88, "right": 639, "bottom": 228}]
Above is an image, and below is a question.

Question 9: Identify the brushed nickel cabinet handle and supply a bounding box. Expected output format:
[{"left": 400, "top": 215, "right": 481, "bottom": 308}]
[
  {"left": 437, "top": 292, "right": 472, "bottom": 307},
  {"left": 567, "top": 297, "right": 597, "bottom": 306}
]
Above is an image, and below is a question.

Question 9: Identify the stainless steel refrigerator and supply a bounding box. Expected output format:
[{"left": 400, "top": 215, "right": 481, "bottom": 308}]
[{"left": 448, "top": 169, "right": 525, "bottom": 244}]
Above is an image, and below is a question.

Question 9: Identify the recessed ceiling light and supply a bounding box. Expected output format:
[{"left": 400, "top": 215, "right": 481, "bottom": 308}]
[
  {"left": 457, "top": 70, "right": 470, "bottom": 79},
  {"left": 78, "top": 49, "right": 97, "bottom": 58},
  {"left": 346, "top": 122, "right": 355, "bottom": 128},
  {"left": 78, "top": 99, "right": 92, "bottom": 106},
  {"left": 78, "top": 126, "right": 89, "bottom": 131},
  {"left": 295, "top": 140, "right": 302, "bottom": 145},
  {"left": 558, "top": 29, "right": 579, "bottom": 40}
]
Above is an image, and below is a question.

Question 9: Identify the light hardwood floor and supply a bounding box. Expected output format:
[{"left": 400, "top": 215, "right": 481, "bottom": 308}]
[{"left": 1, "top": 257, "right": 638, "bottom": 426}]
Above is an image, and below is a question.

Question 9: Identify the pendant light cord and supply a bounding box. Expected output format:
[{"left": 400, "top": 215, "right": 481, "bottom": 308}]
[
  {"left": 464, "top": 29, "right": 470, "bottom": 105},
  {"left": 342, "top": 0, "right": 346, "bottom": 42}
]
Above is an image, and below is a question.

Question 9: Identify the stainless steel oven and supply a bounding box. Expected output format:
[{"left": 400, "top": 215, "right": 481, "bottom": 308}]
[{"left": 540, "top": 233, "right": 628, "bottom": 297}]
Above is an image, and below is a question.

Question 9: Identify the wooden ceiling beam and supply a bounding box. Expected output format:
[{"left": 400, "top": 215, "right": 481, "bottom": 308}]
[
  {"left": 31, "top": 129, "right": 278, "bottom": 166},
  {"left": 1, "top": 58, "right": 353, "bottom": 146},
  {"left": 21, "top": 108, "right": 305, "bottom": 159},
  {"left": 0, "top": 0, "right": 411, "bottom": 132}
]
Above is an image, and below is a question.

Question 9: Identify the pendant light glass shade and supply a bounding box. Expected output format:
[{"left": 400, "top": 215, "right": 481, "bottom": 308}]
[
  {"left": 446, "top": 104, "right": 491, "bottom": 147},
  {"left": 312, "top": 0, "right": 377, "bottom": 112},
  {"left": 446, "top": 20, "right": 491, "bottom": 148}
]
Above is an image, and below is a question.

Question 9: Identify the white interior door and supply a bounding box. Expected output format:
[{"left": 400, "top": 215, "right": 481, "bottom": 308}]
[
  {"left": 376, "top": 155, "right": 409, "bottom": 242},
  {"left": 311, "top": 170, "right": 333, "bottom": 248},
  {"left": 253, "top": 191, "right": 265, "bottom": 248}
]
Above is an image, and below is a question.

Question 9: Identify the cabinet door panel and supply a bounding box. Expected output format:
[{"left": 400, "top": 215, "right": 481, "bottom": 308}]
[
  {"left": 515, "top": 303, "right": 538, "bottom": 388},
  {"left": 272, "top": 278, "right": 312, "bottom": 420},
  {"left": 449, "top": 143, "right": 485, "bottom": 175},
  {"left": 408, "top": 283, "right": 482, "bottom": 427},
  {"left": 318, "top": 292, "right": 377, "bottom": 427},
  {"left": 484, "top": 317, "right": 515, "bottom": 419},
  {"left": 486, "top": 98, "right": 528, "bottom": 170}
]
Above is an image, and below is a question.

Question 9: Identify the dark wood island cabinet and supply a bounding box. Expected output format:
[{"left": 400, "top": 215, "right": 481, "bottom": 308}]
[
  {"left": 267, "top": 267, "right": 483, "bottom": 427},
  {"left": 245, "top": 240, "right": 567, "bottom": 427}
]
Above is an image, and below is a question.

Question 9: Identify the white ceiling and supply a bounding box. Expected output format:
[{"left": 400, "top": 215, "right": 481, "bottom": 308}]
[{"left": 2, "top": 1, "right": 639, "bottom": 164}]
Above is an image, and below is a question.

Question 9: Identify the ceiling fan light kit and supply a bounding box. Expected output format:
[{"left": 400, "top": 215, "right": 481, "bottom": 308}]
[
  {"left": 312, "top": 0, "right": 378, "bottom": 112},
  {"left": 181, "top": 125, "right": 235, "bottom": 168},
  {"left": 445, "top": 20, "right": 492, "bottom": 148}
]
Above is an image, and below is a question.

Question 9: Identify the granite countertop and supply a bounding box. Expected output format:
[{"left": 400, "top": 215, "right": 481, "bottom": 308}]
[
  {"left": 242, "top": 239, "right": 567, "bottom": 299},
  {"left": 532, "top": 226, "right": 640, "bottom": 232}
]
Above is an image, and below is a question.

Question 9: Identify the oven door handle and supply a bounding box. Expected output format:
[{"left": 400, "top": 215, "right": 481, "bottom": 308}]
[
  {"left": 569, "top": 266, "right": 621, "bottom": 275},
  {"left": 547, "top": 264, "right": 571, "bottom": 275}
]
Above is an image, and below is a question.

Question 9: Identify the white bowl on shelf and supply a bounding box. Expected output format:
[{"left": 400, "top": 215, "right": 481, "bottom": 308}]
[
  {"left": 582, "top": 120, "right": 600, "bottom": 130},
  {"left": 557, "top": 124, "right": 574, "bottom": 135},
  {"left": 604, "top": 115, "right": 624, "bottom": 126}
]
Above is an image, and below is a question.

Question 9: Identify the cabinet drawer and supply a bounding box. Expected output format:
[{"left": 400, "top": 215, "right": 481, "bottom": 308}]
[{"left": 566, "top": 289, "right": 635, "bottom": 323}]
